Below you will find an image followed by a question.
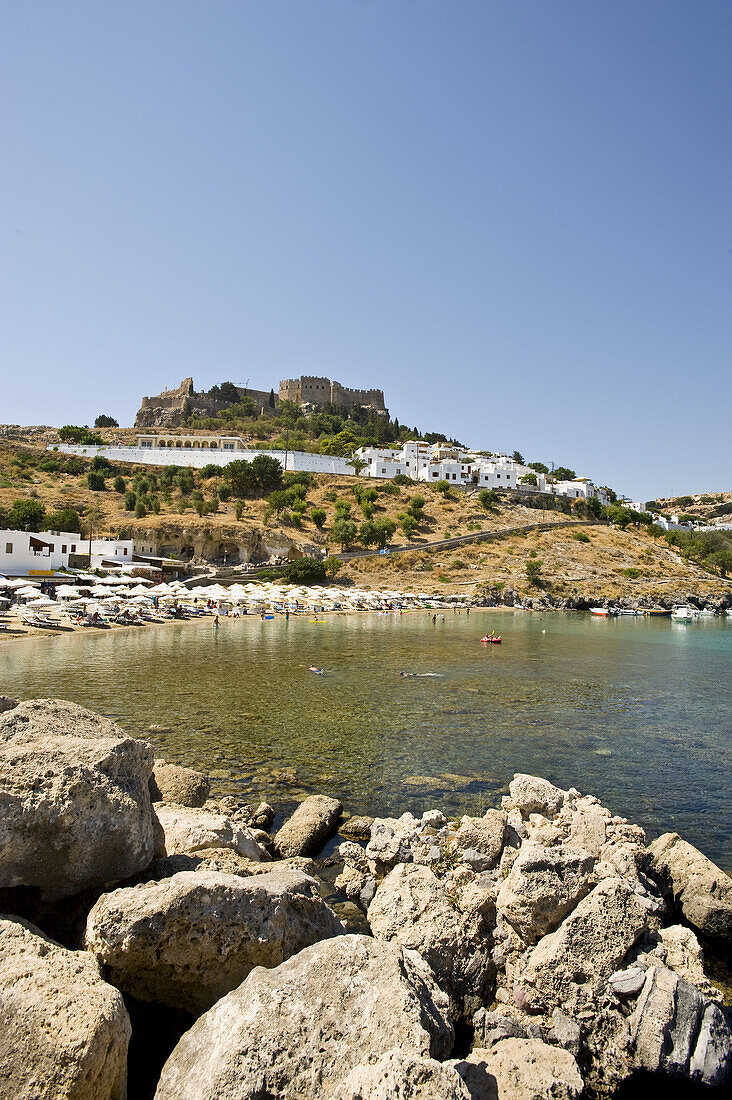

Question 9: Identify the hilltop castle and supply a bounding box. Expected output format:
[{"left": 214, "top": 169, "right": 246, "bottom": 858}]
[{"left": 134, "top": 376, "right": 387, "bottom": 428}]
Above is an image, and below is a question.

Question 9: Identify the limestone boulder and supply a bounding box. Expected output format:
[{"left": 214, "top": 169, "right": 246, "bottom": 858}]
[
  {"left": 0, "top": 698, "right": 156, "bottom": 899},
  {"left": 340, "top": 814, "right": 375, "bottom": 839},
  {"left": 496, "top": 842, "right": 596, "bottom": 944},
  {"left": 334, "top": 1048, "right": 471, "bottom": 1100},
  {"left": 154, "top": 803, "right": 263, "bottom": 860},
  {"left": 0, "top": 696, "right": 17, "bottom": 714},
  {"left": 649, "top": 832, "right": 732, "bottom": 941},
  {"left": 154, "top": 934, "right": 454, "bottom": 1100},
  {"left": 507, "top": 774, "right": 566, "bottom": 818},
  {"left": 0, "top": 916, "right": 131, "bottom": 1100},
  {"left": 85, "top": 867, "right": 343, "bottom": 1015},
  {"left": 513, "top": 877, "right": 649, "bottom": 1014},
  {"left": 629, "top": 964, "right": 732, "bottom": 1087},
  {"left": 452, "top": 1039, "right": 583, "bottom": 1100},
  {"left": 454, "top": 810, "right": 506, "bottom": 869},
  {"left": 368, "top": 863, "right": 495, "bottom": 1015},
  {"left": 366, "top": 813, "right": 421, "bottom": 870},
  {"left": 150, "top": 759, "right": 210, "bottom": 807},
  {"left": 144, "top": 849, "right": 314, "bottom": 880},
  {"left": 274, "top": 794, "right": 343, "bottom": 857}
]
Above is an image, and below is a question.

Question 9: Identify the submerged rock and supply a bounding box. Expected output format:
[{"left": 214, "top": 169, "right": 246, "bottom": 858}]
[
  {"left": 650, "top": 832, "right": 732, "bottom": 941},
  {"left": 85, "top": 867, "right": 343, "bottom": 1015},
  {"left": 154, "top": 934, "right": 453, "bottom": 1099},
  {"left": 0, "top": 915, "right": 131, "bottom": 1100},
  {"left": 0, "top": 698, "right": 156, "bottom": 900},
  {"left": 150, "top": 759, "right": 210, "bottom": 808},
  {"left": 274, "top": 794, "right": 343, "bottom": 857}
]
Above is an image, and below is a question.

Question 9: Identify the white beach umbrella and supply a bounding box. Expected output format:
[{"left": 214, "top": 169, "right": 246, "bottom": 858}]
[{"left": 129, "top": 584, "right": 153, "bottom": 596}]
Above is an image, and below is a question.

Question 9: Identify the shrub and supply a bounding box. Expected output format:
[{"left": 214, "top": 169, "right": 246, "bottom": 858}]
[
  {"left": 392, "top": 474, "right": 412, "bottom": 486},
  {"left": 434, "top": 479, "right": 451, "bottom": 495},
  {"left": 234, "top": 500, "right": 245, "bottom": 520},
  {"left": 135, "top": 500, "right": 147, "bottom": 519},
  {"left": 572, "top": 531, "right": 591, "bottom": 543},
  {"left": 64, "top": 456, "right": 85, "bottom": 475},
  {"left": 330, "top": 517, "right": 358, "bottom": 551},
  {"left": 199, "top": 464, "right": 222, "bottom": 479},
  {"left": 94, "top": 415, "right": 118, "bottom": 428},
  {"left": 622, "top": 567, "right": 641, "bottom": 579},
  {"left": 379, "top": 483, "right": 400, "bottom": 496},
  {"left": 311, "top": 508, "right": 326, "bottom": 529},
  {"left": 218, "top": 483, "right": 231, "bottom": 501},
  {"left": 58, "top": 426, "right": 105, "bottom": 445},
  {"left": 478, "top": 489, "right": 499, "bottom": 511},
  {"left": 113, "top": 476, "right": 126, "bottom": 493},
  {"left": 90, "top": 455, "right": 112, "bottom": 472},
  {"left": 398, "top": 514, "right": 418, "bottom": 537},
  {"left": 124, "top": 490, "right": 137, "bottom": 511},
  {"left": 284, "top": 556, "right": 326, "bottom": 584},
  {"left": 87, "top": 471, "right": 105, "bottom": 491}
]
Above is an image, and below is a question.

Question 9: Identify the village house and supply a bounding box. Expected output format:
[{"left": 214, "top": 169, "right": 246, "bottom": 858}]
[{"left": 0, "top": 530, "right": 135, "bottom": 577}]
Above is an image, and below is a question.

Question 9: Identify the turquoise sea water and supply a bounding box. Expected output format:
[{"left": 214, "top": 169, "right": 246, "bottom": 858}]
[{"left": 1, "top": 610, "right": 731, "bottom": 869}]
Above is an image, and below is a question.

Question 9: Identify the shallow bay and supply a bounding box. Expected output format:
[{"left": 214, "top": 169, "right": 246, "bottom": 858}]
[{"left": 2, "top": 609, "right": 730, "bottom": 869}]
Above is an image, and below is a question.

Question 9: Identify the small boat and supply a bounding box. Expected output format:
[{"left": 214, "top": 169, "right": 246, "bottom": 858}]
[
  {"left": 672, "top": 607, "right": 696, "bottom": 621},
  {"left": 481, "top": 635, "right": 502, "bottom": 644},
  {"left": 590, "top": 607, "right": 612, "bottom": 616},
  {"left": 643, "top": 609, "right": 671, "bottom": 617}
]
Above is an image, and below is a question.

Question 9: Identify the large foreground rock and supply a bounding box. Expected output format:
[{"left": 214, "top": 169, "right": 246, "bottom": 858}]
[
  {"left": 86, "top": 867, "right": 343, "bottom": 1014},
  {"left": 0, "top": 698, "right": 156, "bottom": 899},
  {"left": 497, "top": 842, "right": 595, "bottom": 944},
  {"left": 155, "top": 934, "right": 453, "bottom": 1099},
  {"left": 274, "top": 794, "right": 343, "bottom": 857},
  {"left": 154, "top": 803, "right": 263, "bottom": 860},
  {"left": 514, "top": 877, "right": 648, "bottom": 1013},
  {"left": 508, "top": 774, "right": 566, "bottom": 818},
  {"left": 368, "top": 863, "right": 495, "bottom": 1014},
  {"left": 150, "top": 759, "right": 210, "bottom": 807},
  {"left": 452, "top": 1038, "right": 583, "bottom": 1100},
  {"left": 650, "top": 832, "right": 732, "bottom": 941},
  {"left": 335, "top": 1048, "right": 470, "bottom": 1100},
  {"left": 0, "top": 916, "right": 130, "bottom": 1100},
  {"left": 629, "top": 964, "right": 732, "bottom": 1086}
]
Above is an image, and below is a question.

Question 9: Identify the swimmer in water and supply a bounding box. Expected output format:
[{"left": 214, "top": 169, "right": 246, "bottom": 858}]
[{"left": 308, "top": 666, "right": 325, "bottom": 676}]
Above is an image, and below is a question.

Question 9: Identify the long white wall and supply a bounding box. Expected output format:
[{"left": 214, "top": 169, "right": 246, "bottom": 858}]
[{"left": 53, "top": 444, "right": 352, "bottom": 476}]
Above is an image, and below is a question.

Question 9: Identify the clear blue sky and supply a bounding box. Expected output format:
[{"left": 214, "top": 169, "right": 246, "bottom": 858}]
[{"left": 2, "top": 1, "right": 730, "bottom": 500}]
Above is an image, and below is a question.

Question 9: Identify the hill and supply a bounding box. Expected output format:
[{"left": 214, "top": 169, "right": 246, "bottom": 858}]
[
  {"left": 648, "top": 491, "right": 732, "bottom": 525},
  {"left": 1, "top": 438, "right": 731, "bottom": 609}
]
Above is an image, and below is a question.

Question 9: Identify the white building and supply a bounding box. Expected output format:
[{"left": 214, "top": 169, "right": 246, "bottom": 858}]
[{"left": 0, "top": 530, "right": 134, "bottom": 577}]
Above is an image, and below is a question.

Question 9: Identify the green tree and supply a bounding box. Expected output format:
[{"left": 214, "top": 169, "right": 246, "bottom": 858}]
[
  {"left": 512, "top": 450, "right": 525, "bottom": 464},
  {"left": 434, "top": 479, "right": 451, "bottom": 495},
  {"left": 520, "top": 472, "right": 537, "bottom": 486},
  {"left": 408, "top": 495, "right": 425, "bottom": 520},
  {"left": 8, "top": 499, "right": 46, "bottom": 532},
  {"left": 219, "top": 381, "right": 239, "bottom": 404},
  {"left": 706, "top": 550, "right": 732, "bottom": 577},
  {"left": 331, "top": 517, "right": 358, "bottom": 551},
  {"left": 552, "top": 467, "right": 576, "bottom": 482},
  {"left": 268, "top": 388, "right": 276, "bottom": 408},
  {"left": 324, "top": 555, "right": 342, "bottom": 577},
  {"left": 311, "top": 508, "right": 327, "bottom": 529},
  {"left": 58, "top": 425, "right": 105, "bottom": 444},
  {"left": 268, "top": 490, "right": 292, "bottom": 515},
  {"left": 372, "top": 517, "right": 396, "bottom": 548},
  {"left": 528, "top": 462, "right": 549, "bottom": 475},
  {"left": 113, "top": 475, "right": 126, "bottom": 492},
  {"left": 392, "top": 473, "right": 412, "bottom": 486},
  {"left": 398, "top": 513, "right": 418, "bottom": 537},
  {"left": 124, "top": 490, "right": 137, "bottom": 511},
  {"left": 251, "top": 455, "right": 283, "bottom": 495},
  {"left": 525, "top": 558, "right": 543, "bottom": 586},
  {"left": 44, "top": 508, "right": 82, "bottom": 533},
  {"left": 94, "top": 415, "right": 118, "bottom": 428},
  {"left": 135, "top": 500, "right": 148, "bottom": 519},
  {"left": 346, "top": 456, "right": 368, "bottom": 476},
  {"left": 284, "top": 557, "right": 327, "bottom": 584},
  {"left": 175, "top": 468, "right": 195, "bottom": 495}
]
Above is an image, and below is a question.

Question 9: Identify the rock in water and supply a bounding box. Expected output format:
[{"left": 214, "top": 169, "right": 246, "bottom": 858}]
[
  {"left": 0, "top": 916, "right": 131, "bottom": 1100},
  {"left": 334, "top": 1048, "right": 471, "bottom": 1100},
  {"left": 85, "top": 867, "right": 344, "bottom": 1015},
  {"left": 149, "top": 760, "right": 210, "bottom": 807},
  {"left": 274, "top": 794, "right": 343, "bottom": 857},
  {"left": 154, "top": 803, "right": 263, "bottom": 860},
  {"left": 649, "top": 832, "right": 732, "bottom": 941},
  {"left": 154, "top": 934, "right": 453, "bottom": 1100},
  {"left": 513, "top": 877, "right": 649, "bottom": 1014},
  {"left": 451, "top": 1038, "right": 583, "bottom": 1100},
  {"left": 367, "top": 862, "right": 495, "bottom": 1015},
  {"left": 0, "top": 698, "right": 156, "bottom": 899}
]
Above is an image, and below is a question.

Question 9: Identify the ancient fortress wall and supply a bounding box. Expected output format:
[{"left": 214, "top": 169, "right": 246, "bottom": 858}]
[{"left": 278, "top": 376, "right": 385, "bottom": 411}]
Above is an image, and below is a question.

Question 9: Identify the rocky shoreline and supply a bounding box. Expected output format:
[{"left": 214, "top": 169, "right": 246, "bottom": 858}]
[{"left": 0, "top": 697, "right": 730, "bottom": 1098}]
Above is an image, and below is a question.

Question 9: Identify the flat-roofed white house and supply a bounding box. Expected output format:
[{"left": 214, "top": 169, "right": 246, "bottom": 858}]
[{"left": 0, "top": 530, "right": 134, "bottom": 577}]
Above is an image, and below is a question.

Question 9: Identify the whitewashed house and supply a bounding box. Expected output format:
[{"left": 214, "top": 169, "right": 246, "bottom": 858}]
[{"left": 0, "top": 530, "right": 134, "bottom": 577}]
